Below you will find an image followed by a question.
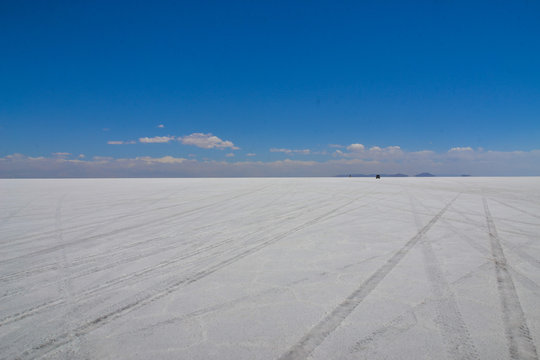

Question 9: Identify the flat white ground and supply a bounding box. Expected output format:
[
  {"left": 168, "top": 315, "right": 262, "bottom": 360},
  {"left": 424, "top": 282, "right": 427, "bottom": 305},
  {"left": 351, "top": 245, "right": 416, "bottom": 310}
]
[{"left": 1, "top": 177, "right": 539, "bottom": 360}]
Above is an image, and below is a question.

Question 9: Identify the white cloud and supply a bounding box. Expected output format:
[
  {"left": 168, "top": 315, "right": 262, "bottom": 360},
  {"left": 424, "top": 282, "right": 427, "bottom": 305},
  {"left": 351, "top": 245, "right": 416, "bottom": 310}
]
[
  {"left": 329, "top": 144, "right": 345, "bottom": 148},
  {"left": 336, "top": 145, "right": 403, "bottom": 159},
  {"left": 447, "top": 147, "right": 475, "bottom": 160},
  {"left": 270, "top": 148, "right": 311, "bottom": 155},
  {"left": 226, "top": 153, "right": 234, "bottom": 157},
  {"left": 347, "top": 143, "right": 365, "bottom": 152},
  {"left": 246, "top": 153, "right": 256, "bottom": 157},
  {"left": 139, "top": 136, "right": 175, "bottom": 143},
  {"left": 92, "top": 156, "right": 114, "bottom": 162},
  {"left": 449, "top": 147, "right": 473, "bottom": 152},
  {"left": 384, "top": 146, "right": 402, "bottom": 154},
  {"left": 136, "top": 156, "right": 186, "bottom": 164},
  {"left": 107, "top": 140, "right": 136, "bottom": 145},
  {"left": 179, "top": 133, "right": 239, "bottom": 150},
  {"left": 157, "top": 124, "right": 165, "bottom": 128},
  {"left": 78, "top": 154, "right": 85, "bottom": 158},
  {"left": 410, "top": 150, "right": 435, "bottom": 157},
  {"left": 52, "top": 152, "right": 71, "bottom": 156}
]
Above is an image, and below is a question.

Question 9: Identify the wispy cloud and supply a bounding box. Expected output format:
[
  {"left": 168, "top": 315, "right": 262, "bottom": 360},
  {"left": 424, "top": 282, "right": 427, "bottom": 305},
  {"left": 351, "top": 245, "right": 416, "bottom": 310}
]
[
  {"left": 449, "top": 146, "right": 473, "bottom": 152},
  {"left": 107, "top": 140, "right": 136, "bottom": 145},
  {"left": 179, "top": 133, "right": 239, "bottom": 150},
  {"left": 225, "top": 153, "right": 234, "bottom": 157},
  {"left": 335, "top": 144, "right": 403, "bottom": 159},
  {"left": 246, "top": 153, "right": 256, "bottom": 157},
  {"left": 52, "top": 152, "right": 71, "bottom": 157},
  {"left": 157, "top": 124, "right": 165, "bottom": 128},
  {"left": 136, "top": 156, "right": 186, "bottom": 164},
  {"left": 270, "top": 148, "right": 311, "bottom": 155},
  {"left": 139, "top": 136, "right": 175, "bottom": 143}
]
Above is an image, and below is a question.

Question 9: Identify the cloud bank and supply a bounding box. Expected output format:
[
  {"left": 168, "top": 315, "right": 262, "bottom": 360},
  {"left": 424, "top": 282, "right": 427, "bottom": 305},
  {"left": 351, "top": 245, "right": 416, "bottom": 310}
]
[
  {"left": 270, "top": 148, "right": 311, "bottom": 155},
  {"left": 2, "top": 148, "right": 539, "bottom": 178}
]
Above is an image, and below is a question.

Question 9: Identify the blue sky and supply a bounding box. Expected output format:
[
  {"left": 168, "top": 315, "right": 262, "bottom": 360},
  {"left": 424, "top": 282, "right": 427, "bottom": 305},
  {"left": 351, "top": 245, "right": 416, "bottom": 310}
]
[{"left": 1, "top": 1, "right": 539, "bottom": 177}]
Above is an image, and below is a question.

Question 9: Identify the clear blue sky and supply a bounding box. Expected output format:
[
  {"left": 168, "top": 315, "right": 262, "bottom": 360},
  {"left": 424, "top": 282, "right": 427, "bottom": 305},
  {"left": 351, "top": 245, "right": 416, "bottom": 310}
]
[{"left": 1, "top": 1, "right": 539, "bottom": 177}]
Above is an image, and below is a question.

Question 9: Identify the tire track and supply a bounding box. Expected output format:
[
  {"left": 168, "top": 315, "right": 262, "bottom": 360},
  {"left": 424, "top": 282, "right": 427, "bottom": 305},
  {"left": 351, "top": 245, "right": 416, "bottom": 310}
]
[
  {"left": 2, "top": 191, "right": 341, "bottom": 324},
  {"left": 47, "top": 190, "right": 186, "bottom": 251},
  {"left": 489, "top": 198, "right": 540, "bottom": 220},
  {"left": 0, "top": 185, "right": 271, "bottom": 265},
  {"left": 409, "top": 193, "right": 479, "bottom": 360},
  {"left": 0, "top": 200, "right": 33, "bottom": 230},
  {"left": 17, "top": 195, "right": 362, "bottom": 359},
  {"left": 0, "top": 188, "right": 197, "bottom": 247},
  {"left": 55, "top": 197, "right": 81, "bottom": 359},
  {"left": 350, "top": 249, "right": 540, "bottom": 357},
  {"left": 0, "top": 194, "right": 340, "bottom": 320},
  {"left": 278, "top": 194, "right": 459, "bottom": 360},
  {"left": 483, "top": 197, "right": 538, "bottom": 360},
  {"left": 0, "top": 225, "right": 275, "bottom": 325},
  {"left": 507, "top": 246, "right": 540, "bottom": 271},
  {"left": 0, "top": 186, "right": 260, "bottom": 252},
  {"left": 350, "top": 309, "right": 418, "bottom": 355}
]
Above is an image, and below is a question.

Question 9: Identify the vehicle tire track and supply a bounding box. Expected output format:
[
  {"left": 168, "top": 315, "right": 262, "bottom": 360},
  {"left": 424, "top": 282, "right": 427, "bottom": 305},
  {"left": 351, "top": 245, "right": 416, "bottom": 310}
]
[
  {"left": 351, "top": 243, "right": 540, "bottom": 358},
  {"left": 18, "top": 196, "right": 361, "bottom": 359},
  {"left": 1, "top": 185, "right": 267, "bottom": 253},
  {"left": 0, "top": 188, "right": 206, "bottom": 247},
  {"left": 278, "top": 194, "right": 459, "bottom": 360},
  {"left": 55, "top": 197, "right": 81, "bottom": 359},
  {"left": 349, "top": 255, "right": 498, "bottom": 357},
  {"left": 483, "top": 197, "right": 539, "bottom": 360},
  {"left": 0, "top": 200, "right": 33, "bottom": 230},
  {"left": 409, "top": 193, "right": 479, "bottom": 360},
  {"left": 0, "top": 185, "right": 272, "bottom": 265},
  {"left": 350, "top": 308, "right": 418, "bottom": 355},
  {"left": 0, "top": 195, "right": 342, "bottom": 322},
  {"left": 489, "top": 198, "right": 540, "bottom": 220}
]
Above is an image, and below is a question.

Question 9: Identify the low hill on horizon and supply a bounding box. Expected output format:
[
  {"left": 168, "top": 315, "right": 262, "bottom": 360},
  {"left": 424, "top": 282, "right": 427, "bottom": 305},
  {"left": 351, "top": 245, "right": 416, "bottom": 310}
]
[{"left": 336, "top": 173, "right": 409, "bottom": 177}]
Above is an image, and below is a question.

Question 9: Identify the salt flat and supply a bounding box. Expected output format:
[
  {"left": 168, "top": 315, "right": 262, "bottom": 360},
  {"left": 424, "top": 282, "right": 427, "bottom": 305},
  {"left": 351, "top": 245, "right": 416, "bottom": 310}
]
[{"left": 1, "top": 177, "right": 539, "bottom": 360}]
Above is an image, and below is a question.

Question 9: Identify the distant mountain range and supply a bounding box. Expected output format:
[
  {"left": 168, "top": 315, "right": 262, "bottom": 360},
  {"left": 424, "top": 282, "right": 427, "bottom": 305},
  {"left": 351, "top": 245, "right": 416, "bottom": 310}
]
[{"left": 336, "top": 172, "right": 437, "bottom": 177}]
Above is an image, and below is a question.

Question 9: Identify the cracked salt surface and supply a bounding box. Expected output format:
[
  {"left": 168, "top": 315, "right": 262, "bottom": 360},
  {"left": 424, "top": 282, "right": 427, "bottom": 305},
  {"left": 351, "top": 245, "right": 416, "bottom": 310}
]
[{"left": 0, "top": 177, "right": 539, "bottom": 359}]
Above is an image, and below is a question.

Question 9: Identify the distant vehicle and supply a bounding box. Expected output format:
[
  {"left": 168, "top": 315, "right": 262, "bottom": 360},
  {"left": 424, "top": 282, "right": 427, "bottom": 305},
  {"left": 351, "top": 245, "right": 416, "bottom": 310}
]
[{"left": 375, "top": 174, "right": 380, "bottom": 179}]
